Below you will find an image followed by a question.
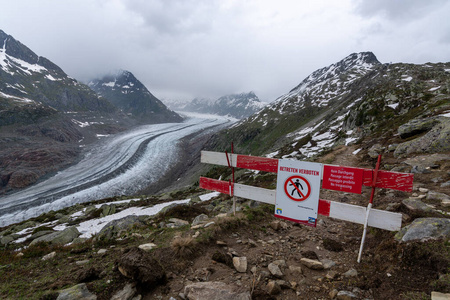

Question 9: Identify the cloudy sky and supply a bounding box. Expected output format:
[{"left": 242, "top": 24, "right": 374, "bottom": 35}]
[{"left": 2, "top": 0, "right": 449, "bottom": 102}]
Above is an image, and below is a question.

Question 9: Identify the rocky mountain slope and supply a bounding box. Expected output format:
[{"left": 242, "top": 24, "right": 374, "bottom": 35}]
[
  {"left": 0, "top": 30, "right": 115, "bottom": 122},
  {"left": 209, "top": 52, "right": 450, "bottom": 160},
  {"left": 88, "top": 70, "right": 183, "bottom": 124},
  {"left": 166, "top": 92, "right": 265, "bottom": 119},
  {"left": 0, "top": 29, "right": 181, "bottom": 194}
]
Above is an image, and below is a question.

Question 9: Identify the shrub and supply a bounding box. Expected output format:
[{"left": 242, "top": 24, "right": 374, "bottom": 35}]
[{"left": 171, "top": 237, "right": 197, "bottom": 259}]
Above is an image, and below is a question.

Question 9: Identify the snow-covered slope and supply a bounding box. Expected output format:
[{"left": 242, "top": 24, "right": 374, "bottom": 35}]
[
  {"left": 166, "top": 92, "right": 265, "bottom": 119},
  {"left": 210, "top": 52, "right": 450, "bottom": 159},
  {"left": 0, "top": 30, "right": 114, "bottom": 116},
  {"left": 212, "top": 92, "right": 265, "bottom": 119}
]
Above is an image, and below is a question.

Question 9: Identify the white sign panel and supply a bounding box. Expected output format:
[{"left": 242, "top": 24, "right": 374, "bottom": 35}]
[{"left": 275, "top": 159, "right": 322, "bottom": 227}]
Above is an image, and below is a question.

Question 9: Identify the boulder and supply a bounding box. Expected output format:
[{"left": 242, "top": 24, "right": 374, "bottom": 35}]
[
  {"left": 191, "top": 214, "right": 209, "bottom": 226},
  {"left": 402, "top": 198, "right": 434, "bottom": 213},
  {"left": 56, "top": 283, "right": 97, "bottom": 300},
  {"left": 268, "top": 263, "right": 284, "bottom": 278},
  {"left": 403, "top": 154, "right": 449, "bottom": 172},
  {"left": 395, "top": 218, "right": 450, "bottom": 242},
  {"left": 100, "top": 204, "right": 116, "bottom": 217},
  {"left": 118, "top": 248, "right": 166, "bottom": 287},
  {"left": 394, "top": 117, "right": 450, "bottom": 157},
  {"left": 30, "top": 226, "right": 80, "bottom": 245},
  {"left": 336, "top": 290, "right": 357, "bottom": 300},
  {"left": 138, "top": 243, "right": 157, "bottom": 252},
  {"left": 427, "top": 191, "right": 450, "bottom": 204},
  {"left": 184, "top": 281, "right": 251, "bottom": 300},
  {"left": 42, "top": 251, "right": 56, "bottom": 261},
  {"left": 97, "top": 215, "right": 144, "bottom": 241},
  {"left": 84, "top": 205, "right": 97, "bottom": 216},
  {"left": 397, "top": 117, "right": 440, "bottom": 139},
  {"left": 342, "top": 268, "right": 358, "bottom": 277},
  {"left": 368, "top": 143, "right": 384, "bottom": 158},
  {"left": 270, "top": 221, "right": 281, "bottom": 231},
  {"left": 233, "top": 256, "right": 248, "bottom": 273},
  {"left": 189, "top": 196, "right": 202, "bottom": 205},
  {"left": 167, "top": 218, "right": 189, "bottom": 228},
  {"left": 431, "top": 291, "right": 450, "bottom": 300},
  {"left": 266, "top": 281, "right": 281, "bottom": 295},
  {"left": 321, "top": 259, "right": 337, "bottom": 270},
  {"left": 1, "top": 235, "right": 16, "bottom": 245},
  {"left": 110, "top": 283, "right": 137, "bottom": 300},
  {"left": 288, "top": 265, "right": 303, "bottom": 274},
  {"left": 300, "top": 258, "right": 324, "bottom": 270},
  {"left": 30, "top": 230, "right": 55, "bottom": 240}
]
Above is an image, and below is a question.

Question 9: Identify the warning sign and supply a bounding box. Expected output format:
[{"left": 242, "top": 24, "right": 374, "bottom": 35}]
[
  {"left": 322, "top": 165, "right": 364, "bottom": 194},
  {"left": 275, "top": 159, "right": 322, "bottom": 227}
]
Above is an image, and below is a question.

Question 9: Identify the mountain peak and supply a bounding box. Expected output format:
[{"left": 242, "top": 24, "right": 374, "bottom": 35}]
[
  {"left": 274, "top": 51, "right": 380, "bottom": 110},
  {"left": 342, "top": 52, "right": 380, "bottom": 66},
  {"left": 88, "top": 70, "right": 183, "bottom": 124}
]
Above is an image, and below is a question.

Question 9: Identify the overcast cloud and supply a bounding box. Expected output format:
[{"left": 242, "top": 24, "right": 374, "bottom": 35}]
[{"left": 1, "top": 0, "right": 449, "bottom": 102}]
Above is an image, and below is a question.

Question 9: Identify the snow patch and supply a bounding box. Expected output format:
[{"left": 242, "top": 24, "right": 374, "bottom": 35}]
[
  {"left": 75, "top": 193, "right": 218, "bottom": 238},
  {"left": 428, "top": 86, "right": 440, "bottom": 92},
  {"left": 0, "top": 91, "right": 35, "bottom": 103},
  {"left": 402, "top": 76, "right": 413, "bottom": 82},
  {"left": 345, "top": 137, "right": 358, "bottom": 146},
  {"left": 352, "top": 148, "right": 362, "bottom": 155},
  {"left": 45, "top": 74, "right": 57, "bottom": 81},
  {"left": 388, "top": 103, "right": 399, "bottom": 109}
]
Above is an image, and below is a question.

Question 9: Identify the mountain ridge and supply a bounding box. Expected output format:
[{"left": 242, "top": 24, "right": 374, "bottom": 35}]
[
  {"left": 88, "top": 70, "right": 183, "bottom": 124},
  {"left": 165, "top": 91, "right": 265, "bottom": 119},
  {"left": 208, "top": 52, "right": 450, "bottom": 160}
]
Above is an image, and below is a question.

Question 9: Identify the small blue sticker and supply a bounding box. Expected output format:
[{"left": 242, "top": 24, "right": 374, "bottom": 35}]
[
  {"left": 276, "top": 208, "right": 282, "bottom": 214},
  {"left": 308, "top": 217, "right": 316, "bottom": 224}
]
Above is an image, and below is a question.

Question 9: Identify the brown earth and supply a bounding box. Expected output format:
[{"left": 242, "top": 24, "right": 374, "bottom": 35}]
[{"left": 1, "top": 143, "right": 448, "bottom": 300}]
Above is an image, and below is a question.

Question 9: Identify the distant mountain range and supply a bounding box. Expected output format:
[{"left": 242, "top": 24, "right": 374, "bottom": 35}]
[{"left": 165, "top": 91, "right": 265, "bottom": 119}]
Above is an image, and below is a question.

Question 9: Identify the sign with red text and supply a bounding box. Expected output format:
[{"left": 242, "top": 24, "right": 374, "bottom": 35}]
[
  {"left": 322, "top": 165, "right": 364, "bottom": 194},
  {"left": 275, "top": 159, "right": 322, "bottom": 226}
]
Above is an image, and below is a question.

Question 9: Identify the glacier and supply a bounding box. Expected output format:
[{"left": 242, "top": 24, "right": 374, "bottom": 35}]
[{"left": 0, "top": 113, "right": 234, "bottom": 227}]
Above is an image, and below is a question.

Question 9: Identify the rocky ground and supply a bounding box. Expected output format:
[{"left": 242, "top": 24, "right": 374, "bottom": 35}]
[{"left": 0, "top": 140, "right": 449, "bottom": 300}]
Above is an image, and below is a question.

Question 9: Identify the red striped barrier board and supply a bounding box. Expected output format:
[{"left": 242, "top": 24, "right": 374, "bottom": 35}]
[
  {"left": 201, "top": 151, "right": 414, "bottom": 192},
  {"left": 199, "top": 177, "right": 402, "bottom": 231}
]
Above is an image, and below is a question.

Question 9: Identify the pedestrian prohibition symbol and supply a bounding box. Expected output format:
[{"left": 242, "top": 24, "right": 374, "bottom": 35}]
[
  {"left": 275, "top": 159, "right": 322, "bottom": 226},
  {"left": 284, "top": 175, "right": 311, "bottom": 201}
]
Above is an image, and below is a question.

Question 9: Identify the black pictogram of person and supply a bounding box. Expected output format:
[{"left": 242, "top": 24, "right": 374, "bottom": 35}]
[{"left": 289, "top": 179, "right": 304, "bottom": 197}]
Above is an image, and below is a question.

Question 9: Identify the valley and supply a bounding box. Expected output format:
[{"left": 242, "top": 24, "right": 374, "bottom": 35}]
[
  {"left": 0, "top": 27, "right": 449, "bottom": 299},
  {"left": 0, "top": 113, "right": 234, "bottom": 227}
]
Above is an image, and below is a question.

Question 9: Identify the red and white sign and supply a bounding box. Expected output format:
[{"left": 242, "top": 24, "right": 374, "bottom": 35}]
[
  {"left": 322, "top": 165, "right": 364, "bottom": 194},
  {"left": 275, "top": 159, "right": 322, "bottom": 227}
]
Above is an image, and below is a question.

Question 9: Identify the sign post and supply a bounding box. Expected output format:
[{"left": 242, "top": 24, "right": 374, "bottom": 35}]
[
  {"left": 357, "top": 154, "right": 382, "bottom": 263},
  {"left": 275, "top": 159, "right": 322, "bottom": 227}
]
